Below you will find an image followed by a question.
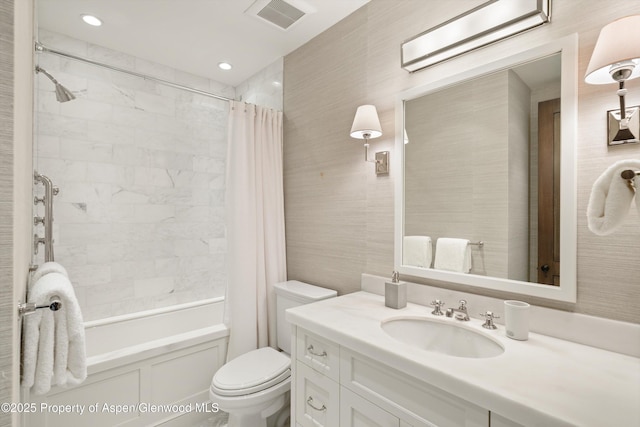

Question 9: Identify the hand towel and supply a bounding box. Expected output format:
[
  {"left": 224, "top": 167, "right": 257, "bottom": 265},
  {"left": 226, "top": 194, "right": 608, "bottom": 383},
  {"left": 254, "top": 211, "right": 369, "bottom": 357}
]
[
  {"left": 403, "top": 236, "right": 433, "bottom": 268},
  {"left": 434, "top": 238, "right": 471, "bottom": 273},
  {"left": 22, "top": 270, "right": 86, "bottom": 395},
  {"left": 587, "top": 159, "right": 640, "bottom": 236}
]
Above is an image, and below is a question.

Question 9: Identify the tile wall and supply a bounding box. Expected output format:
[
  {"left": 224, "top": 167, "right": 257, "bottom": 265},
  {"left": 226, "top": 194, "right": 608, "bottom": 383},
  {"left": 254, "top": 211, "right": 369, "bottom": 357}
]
[{"left": 34, "top": 30, "right": 236, "bottom": 321}]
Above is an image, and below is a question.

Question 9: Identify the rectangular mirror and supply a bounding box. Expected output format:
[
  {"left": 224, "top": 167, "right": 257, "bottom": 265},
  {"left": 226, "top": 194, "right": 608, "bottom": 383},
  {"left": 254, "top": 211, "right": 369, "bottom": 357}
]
[{"left": 394, "top": 35, "right": 578, "bottom": 302}]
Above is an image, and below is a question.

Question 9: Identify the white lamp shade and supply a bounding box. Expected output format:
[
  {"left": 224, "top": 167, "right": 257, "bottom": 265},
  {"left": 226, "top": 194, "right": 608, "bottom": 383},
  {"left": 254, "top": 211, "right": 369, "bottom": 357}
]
[
  {"left": 585, "top": 15, "right": 640, "bottom": 84},
  {"left": 350, "top": 105, "right": 382, "bottom": 139}
]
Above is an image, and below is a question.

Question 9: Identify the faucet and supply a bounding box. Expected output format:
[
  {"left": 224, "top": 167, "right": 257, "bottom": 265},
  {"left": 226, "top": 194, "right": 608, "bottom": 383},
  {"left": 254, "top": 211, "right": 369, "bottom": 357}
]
[
  {"left": 480, "top": 311, "right": 500, "bottom": 329},
  {"left": 430, "top": 300, "right": 445, "bottom": 316},
  {"left": 445, "top": 299, "right": 470, "bottom": 321}
]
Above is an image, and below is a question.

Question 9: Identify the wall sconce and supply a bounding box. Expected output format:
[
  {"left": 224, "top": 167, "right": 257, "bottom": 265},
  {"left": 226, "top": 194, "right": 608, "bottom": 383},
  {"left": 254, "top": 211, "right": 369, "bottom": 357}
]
[
  {"left": 585, "top": 15, "right": 640, "bottom": 145},
  {"left": 350, "top": 105, "right": 389, "bottom": 175}
]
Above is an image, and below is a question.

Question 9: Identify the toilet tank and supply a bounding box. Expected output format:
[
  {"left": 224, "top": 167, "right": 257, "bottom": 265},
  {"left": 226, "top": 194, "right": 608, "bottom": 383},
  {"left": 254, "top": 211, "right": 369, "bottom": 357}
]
[{"left": 273, "top": 280, "right": 337, "bottom": 354}]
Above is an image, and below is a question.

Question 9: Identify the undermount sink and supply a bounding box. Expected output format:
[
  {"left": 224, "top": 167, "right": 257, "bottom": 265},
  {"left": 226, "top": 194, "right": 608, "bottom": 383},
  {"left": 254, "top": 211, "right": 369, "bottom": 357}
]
[{"left": 381, "top": 316, "right": 505, "bottom": 358}]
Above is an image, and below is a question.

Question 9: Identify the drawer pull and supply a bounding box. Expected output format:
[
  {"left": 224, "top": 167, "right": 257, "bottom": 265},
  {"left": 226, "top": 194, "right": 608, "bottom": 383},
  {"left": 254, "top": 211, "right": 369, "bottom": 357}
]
[
  {"left": 306, "top": 396, "right": 327, "bottom": 412},
  {"left": 306, "top": 344, "right": 327, "bottom": 358}
]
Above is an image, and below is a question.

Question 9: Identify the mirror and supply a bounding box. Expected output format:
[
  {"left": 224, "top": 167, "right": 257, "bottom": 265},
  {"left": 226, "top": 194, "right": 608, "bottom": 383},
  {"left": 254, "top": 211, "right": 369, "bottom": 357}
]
[{"left": 394, "top": 36, "right": 578, "bottom": 302}]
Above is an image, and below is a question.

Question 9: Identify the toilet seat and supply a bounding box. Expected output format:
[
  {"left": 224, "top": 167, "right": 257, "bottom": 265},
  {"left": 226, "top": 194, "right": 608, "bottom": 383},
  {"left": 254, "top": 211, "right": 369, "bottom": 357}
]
[{"left": 211, "top": 347, "right": 291, "bottom": 397}]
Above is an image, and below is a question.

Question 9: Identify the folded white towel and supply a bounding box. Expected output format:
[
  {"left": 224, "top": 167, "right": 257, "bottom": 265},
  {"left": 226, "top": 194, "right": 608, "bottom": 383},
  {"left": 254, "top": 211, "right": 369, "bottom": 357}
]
[
  {"left": 403, "top": 236, "right": 432, "bottom": 268},
  {"left": 31, "top": 261, "right": 68, "bottom": 283},
  {"left": 587, "top": 159, "right": 640, "bottom": 236},
  {"left": 434, "top": 238, "right": 471, "bottom": 273},
  {"left": 22, "top": 269, "right": 86, "bottom": 395}
]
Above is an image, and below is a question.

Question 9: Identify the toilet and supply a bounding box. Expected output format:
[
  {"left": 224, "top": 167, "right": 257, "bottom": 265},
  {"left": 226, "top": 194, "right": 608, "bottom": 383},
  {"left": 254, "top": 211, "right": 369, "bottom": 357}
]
[{"left": 210, "top": 280, "right": 337, "bottom": 427}]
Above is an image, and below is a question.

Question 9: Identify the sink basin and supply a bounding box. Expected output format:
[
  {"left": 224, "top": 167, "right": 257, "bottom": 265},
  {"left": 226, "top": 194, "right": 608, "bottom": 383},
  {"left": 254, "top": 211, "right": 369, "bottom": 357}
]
[{"left": 381, "top": 316, "right": 504, "bottom": 358}]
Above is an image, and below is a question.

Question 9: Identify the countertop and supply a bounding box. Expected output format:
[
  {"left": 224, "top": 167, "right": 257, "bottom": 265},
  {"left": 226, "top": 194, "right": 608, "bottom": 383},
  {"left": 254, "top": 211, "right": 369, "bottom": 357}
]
[{"left": 286, "top": 291, "right": 640, "bottom": 427}]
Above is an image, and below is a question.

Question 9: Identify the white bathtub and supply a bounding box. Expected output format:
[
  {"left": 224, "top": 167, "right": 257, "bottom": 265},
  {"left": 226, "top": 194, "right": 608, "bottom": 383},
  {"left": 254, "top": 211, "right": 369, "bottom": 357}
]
[
  {"left": 29, "top": 298, "right": 229, "bottom": 427},
  {"left": 84, "top": 297, "right": 228, "bottom": 372}
]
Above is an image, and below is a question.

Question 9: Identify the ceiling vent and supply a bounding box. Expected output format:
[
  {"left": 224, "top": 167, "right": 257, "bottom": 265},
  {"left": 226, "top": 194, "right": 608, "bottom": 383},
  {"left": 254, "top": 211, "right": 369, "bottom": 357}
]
[{"left": 246, "top": 0, "right": 309, "bottom": 30}]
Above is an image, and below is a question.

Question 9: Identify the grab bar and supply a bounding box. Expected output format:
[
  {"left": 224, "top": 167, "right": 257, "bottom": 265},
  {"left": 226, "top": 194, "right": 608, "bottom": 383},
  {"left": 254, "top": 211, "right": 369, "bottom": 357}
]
[{"left": 33, "top": 171, "right": 58, "bottom": 262}]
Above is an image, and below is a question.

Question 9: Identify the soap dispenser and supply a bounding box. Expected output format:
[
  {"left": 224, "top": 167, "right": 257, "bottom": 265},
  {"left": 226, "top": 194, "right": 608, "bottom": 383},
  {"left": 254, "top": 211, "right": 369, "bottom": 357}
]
[{"left": 385, "top": 271, "right": 407, "bottom": 309}]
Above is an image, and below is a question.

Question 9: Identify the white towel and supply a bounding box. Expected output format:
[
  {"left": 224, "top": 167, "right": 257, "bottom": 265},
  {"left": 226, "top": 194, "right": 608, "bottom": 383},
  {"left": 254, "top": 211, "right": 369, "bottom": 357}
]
[
  {"left": 31, "top": 261, "right": 69, "bottom": 283},
  {"left": 587, "top": 159, "right": 640, "bottom": 236},
  {"left": 22, "top": 268, "right": 86, "bottom": 395},
  {"left": 403, "top": 236, "right": 432, "bottom": 268},
  {"left": 434, "top": 238, "right": 471, "bottom": 273}
]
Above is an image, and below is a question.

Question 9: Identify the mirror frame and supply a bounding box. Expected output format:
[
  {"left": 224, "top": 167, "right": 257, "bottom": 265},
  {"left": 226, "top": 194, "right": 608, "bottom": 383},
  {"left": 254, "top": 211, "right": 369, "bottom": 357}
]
[{"left": 394, "top": 35, "right": 578, "bottom": 303}]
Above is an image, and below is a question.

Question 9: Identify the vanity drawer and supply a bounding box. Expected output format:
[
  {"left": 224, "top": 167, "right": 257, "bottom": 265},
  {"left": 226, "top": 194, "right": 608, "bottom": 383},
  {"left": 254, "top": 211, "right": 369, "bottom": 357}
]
[
  {"left": 295, "top": 361, "right": 340, "bottom": 427},
  {"left": 296, "top": 328, "right": 340, "bottom": 381},
  {"left": 341, "top": 386, "right": 400, "bottom": 427},
  {"left": 340, "top": 348, "right": 488, "bottom": 427}
]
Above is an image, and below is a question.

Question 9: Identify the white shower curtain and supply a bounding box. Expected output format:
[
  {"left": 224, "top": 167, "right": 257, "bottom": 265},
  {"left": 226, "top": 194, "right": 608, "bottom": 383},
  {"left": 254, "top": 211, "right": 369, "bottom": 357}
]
[{"left": 224, "top": 101, "right": 287, "bottom": 361}]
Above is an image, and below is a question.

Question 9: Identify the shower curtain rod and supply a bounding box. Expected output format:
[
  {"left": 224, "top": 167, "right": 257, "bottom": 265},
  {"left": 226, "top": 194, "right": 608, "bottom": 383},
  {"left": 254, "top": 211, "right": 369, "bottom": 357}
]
[{"left": 35, "top": 42, "right": 235, "bottom": 103}]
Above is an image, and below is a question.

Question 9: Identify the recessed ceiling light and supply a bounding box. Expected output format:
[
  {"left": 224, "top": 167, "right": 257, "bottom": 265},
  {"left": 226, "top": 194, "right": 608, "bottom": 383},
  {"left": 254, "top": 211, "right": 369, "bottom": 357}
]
[
  {"left": 81, "top": 14, "right": 102, "bottom": 27},
  {"left": 218, "top": 62, "right": 233, "bottom": 71}
]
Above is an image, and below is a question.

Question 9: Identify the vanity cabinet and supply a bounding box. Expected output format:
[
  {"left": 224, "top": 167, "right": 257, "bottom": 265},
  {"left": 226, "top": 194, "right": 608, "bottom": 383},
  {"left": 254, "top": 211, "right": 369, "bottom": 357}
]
[{"left": 293, "top": 327, "right": 490, "bottom": 427}]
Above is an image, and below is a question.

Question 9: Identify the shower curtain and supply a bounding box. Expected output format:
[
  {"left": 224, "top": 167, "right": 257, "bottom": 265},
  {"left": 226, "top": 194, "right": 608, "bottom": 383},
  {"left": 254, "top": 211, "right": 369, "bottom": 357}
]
[{"left": 224, "top": 101, "right": 287, "bottom": 361}]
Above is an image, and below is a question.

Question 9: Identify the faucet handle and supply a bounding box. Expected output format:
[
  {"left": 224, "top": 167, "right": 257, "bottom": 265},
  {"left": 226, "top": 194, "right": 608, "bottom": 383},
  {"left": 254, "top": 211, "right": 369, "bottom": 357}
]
[
  {"left": 458, "top": 299, "right": 467, "bottom": 310},
  {"left": 480, "top": 311, "right": 500, "bottom": 329},
  {"left": 430, "top": 299, "right": 445, "bottom": 316}
]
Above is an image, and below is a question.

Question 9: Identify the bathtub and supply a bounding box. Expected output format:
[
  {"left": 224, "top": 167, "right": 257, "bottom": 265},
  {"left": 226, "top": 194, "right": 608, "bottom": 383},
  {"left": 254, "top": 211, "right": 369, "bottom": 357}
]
[{"left": 28, "top": 298, "right": 229, "bottom": 427}]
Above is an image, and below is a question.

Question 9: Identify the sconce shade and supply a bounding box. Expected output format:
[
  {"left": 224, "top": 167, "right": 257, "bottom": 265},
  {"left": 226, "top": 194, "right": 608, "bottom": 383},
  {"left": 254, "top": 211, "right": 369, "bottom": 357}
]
[
  {"left": 585, "top": 15, "right": 640, "bottom": 84},
  {"left": 350, "top": 105, "right": 382, "bottom": 139}
]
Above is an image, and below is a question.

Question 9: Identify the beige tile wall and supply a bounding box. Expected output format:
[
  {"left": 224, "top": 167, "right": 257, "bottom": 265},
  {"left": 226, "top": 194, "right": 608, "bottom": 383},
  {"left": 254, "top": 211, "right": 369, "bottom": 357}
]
[{"left": 283, "top": 0, "right": 640, "bottom": 323}]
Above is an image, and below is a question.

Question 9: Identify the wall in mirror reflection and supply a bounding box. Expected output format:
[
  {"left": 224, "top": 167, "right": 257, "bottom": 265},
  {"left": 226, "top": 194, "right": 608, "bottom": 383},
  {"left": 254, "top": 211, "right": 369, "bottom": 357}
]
[{"left": 403, "top": 53, "right": 561, "bottom": 285}]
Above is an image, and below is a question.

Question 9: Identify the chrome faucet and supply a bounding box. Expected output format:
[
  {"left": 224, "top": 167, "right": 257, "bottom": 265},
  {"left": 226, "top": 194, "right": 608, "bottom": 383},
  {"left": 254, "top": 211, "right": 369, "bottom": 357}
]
[
  {"left": 445, "top": 299, "right": 470, "bottom": 321},
  {"left": 480, "top": 311, "right": 500, "bottom": 329},
  {"left": 430, "top": 300, "right": 445, "bottom": 316}
]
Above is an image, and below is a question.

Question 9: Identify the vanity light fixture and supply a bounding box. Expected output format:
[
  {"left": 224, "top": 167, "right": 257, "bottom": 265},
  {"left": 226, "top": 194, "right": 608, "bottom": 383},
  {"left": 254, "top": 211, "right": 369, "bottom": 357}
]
[
  {"left": 350, "top": 105, "right": 389, "bottom": 175},
  {"left": 585, "top": 15, "right": 640, "bottom": 145}
]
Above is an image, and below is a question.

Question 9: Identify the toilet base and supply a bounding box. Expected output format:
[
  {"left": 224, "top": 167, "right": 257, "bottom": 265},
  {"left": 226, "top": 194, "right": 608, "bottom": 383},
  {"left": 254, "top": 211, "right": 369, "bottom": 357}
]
[{"left": 221, "top": 391, "right": 289, "bottom": 427}]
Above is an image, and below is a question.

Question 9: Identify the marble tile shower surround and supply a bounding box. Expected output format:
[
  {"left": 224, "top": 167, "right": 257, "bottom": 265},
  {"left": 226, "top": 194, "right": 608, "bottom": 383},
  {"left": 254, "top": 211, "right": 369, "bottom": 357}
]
[
  {"left": 235, "top": 57, "right": 284, "bottom": 111},
  {"left": 34, "top": 30, "right": 237, "bottom": 321}
]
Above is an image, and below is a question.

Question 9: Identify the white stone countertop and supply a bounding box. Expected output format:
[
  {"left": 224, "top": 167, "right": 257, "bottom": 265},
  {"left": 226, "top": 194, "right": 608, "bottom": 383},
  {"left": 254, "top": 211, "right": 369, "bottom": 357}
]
[{"left": 286, "top": 291, "right": 640, "bottom": 427}]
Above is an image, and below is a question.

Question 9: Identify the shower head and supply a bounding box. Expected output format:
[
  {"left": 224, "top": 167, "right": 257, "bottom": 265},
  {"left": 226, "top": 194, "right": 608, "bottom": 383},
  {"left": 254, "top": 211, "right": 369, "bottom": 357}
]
[{"left": 35, "top": 65, "right": 76, "bottom": 102}]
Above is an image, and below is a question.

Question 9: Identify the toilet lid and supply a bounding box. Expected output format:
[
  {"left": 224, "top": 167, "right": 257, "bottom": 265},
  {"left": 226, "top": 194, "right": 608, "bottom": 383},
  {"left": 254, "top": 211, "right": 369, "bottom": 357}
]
[{"left": 212, "top": 347, "right": 291, "bottom": 396}]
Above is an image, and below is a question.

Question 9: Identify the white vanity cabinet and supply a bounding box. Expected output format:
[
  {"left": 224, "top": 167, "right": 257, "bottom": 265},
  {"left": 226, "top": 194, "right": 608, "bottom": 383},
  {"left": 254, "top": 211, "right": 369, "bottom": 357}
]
[
  {"left": 292, "top": 327, "right": 491, "bottom": 427},
  {"left": 288, "top": 292, "right": 640, "bottom": 427},
  {"left": 294, "top": 329, "right": 341, "bottom": 427}
]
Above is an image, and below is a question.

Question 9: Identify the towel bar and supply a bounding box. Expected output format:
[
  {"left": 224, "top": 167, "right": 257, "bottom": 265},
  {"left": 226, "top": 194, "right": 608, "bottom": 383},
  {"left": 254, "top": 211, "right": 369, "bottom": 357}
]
[
  {"left": 18, "top": 299, "right": 62, "bottom": 317},
  {"left": 468, "top": 241, "right": 484, "bottom": 247},
  {"left": 33, "top": 171, "right": 58, "bottom": 262}
]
